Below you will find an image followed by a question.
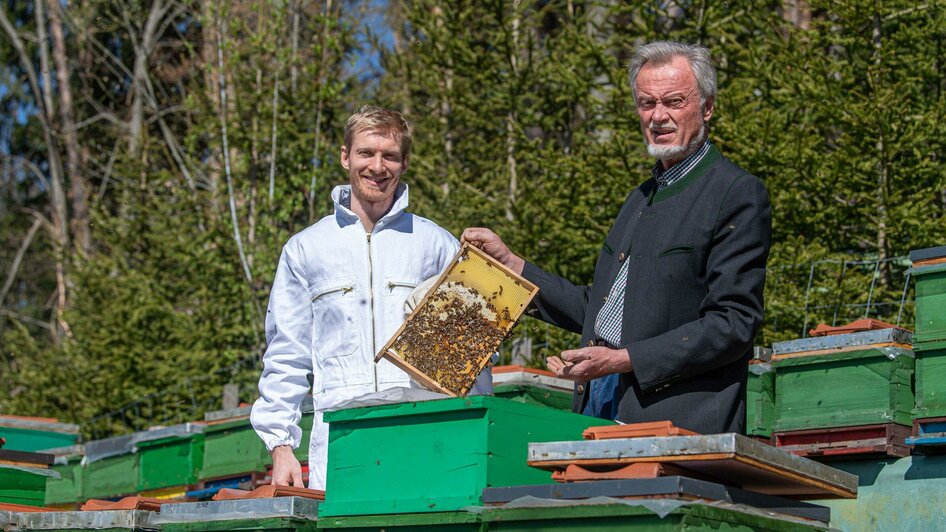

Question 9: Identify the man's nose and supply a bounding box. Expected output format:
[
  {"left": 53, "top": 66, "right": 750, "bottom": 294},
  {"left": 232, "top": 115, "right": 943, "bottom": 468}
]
[
  {"left": 651, "top": 102, "right": 671, "bottom": 121},
  {"left": 369, "top": 154, "right": 384, "bottom": 172}
]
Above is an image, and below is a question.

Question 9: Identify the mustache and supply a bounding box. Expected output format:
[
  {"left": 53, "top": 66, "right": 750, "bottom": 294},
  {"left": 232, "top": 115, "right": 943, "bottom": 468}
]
[{"left": 649, "top": 121, "right": 676, "bottom": 132}]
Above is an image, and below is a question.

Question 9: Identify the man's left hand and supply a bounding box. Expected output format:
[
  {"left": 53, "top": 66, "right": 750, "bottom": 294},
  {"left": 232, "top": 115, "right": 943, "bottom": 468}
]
[{"left": 547, "top": 346, "right": 633, "bottom": 381}]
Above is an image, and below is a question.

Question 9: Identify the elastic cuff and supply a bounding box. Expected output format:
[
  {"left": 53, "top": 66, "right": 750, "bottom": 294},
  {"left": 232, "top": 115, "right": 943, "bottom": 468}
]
[{"left": 263, "top": 436, "right": 296, "bottom": 452}]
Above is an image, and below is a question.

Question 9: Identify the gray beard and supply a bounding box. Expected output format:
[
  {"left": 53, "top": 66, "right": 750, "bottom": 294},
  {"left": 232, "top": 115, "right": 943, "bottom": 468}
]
[{"left": 647, "top": 123, "right": 707, "bottom": 164}]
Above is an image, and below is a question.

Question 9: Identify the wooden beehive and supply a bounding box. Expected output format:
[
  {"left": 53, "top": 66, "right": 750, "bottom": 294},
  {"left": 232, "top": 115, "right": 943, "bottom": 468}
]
[{"left": 374, "top": 243, "right": 539, "bottom": 396}]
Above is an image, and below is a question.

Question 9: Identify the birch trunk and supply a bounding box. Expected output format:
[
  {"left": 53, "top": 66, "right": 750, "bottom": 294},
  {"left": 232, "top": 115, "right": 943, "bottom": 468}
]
[
  {"left": 872, "top": 11, "right": 890, "bottom": 288},
  {"left": 307, "top": 0, "right": 332, "bottom": 222},
  {"left": 1, "top": 5, "right": 71, "bottom": 340},
  {"left": 48, "top": 0, "right": 91, "bottom": 255},
  {"left": 505, "top": 1, "right": 521, "bottom": 222}
]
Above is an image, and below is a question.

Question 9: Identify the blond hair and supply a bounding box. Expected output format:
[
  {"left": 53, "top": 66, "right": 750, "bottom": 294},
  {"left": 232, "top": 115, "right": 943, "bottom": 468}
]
[{"left": 343, "top": 105, "right": 413, "bottom": 157}]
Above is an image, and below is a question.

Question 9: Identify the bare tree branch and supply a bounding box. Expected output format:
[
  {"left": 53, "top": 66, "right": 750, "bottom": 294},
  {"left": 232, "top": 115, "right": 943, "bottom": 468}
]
[
  {"left": 268, "top": 74, "right": 280, "bottom": 200},
  {"left": 122, "top": 0, "right": 170, "bottom": 155},
  {"left": 95, "top": 138, "right": 122, "bottom": 202},
  {"left": 215, "top": 7, "right": 263, "bottom": 341},
  {"left": 34, "top": 0, "right": 55, "bottom": 119},
  {"left": 70, "top": 111, "right": 124, "bottom": 131},
  {"left": 0, "top": 308, "right": 53, "bottom": 330},
  {"left": 0, "top": 5, "right": 69, "bottom": 245},
  {"left": 0, "top": 218, "right": 42, "bottom": 307}
]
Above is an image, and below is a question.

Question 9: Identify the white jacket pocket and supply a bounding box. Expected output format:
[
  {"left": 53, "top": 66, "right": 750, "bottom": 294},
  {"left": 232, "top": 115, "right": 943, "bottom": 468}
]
[{"left": 308, "top": 279, "right": 370, "bottom": 389}]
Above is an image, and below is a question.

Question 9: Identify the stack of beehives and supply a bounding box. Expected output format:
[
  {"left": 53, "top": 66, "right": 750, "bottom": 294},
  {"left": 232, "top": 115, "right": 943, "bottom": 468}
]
[
  {"left": 768, "top": 320, "right": 915, "bottom": 458},
  {"left": 906, "top": 246, "right": 946, "bottom": 448}
]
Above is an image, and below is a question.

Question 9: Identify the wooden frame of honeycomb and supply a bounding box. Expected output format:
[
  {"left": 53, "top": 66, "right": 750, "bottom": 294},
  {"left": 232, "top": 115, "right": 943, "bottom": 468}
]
[{"left": 374, "top": 243, "right": 539, "bottom": 396}]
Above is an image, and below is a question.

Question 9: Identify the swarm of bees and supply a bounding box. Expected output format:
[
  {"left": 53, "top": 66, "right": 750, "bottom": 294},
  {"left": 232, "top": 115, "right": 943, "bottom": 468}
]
[{"left": 393, "top": 281, "right": 510, "bottom": 396}]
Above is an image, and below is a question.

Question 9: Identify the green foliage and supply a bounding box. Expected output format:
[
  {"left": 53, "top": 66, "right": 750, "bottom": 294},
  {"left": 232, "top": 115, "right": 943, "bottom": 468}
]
[{"left": 1, "top": 0, "right": 944, "bottom": 433}]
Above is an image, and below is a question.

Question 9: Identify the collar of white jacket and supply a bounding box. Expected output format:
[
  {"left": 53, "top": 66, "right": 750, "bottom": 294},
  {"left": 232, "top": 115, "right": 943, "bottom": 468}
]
[{"left": 332, "top": 183, "right": 410, "bottom": 230}]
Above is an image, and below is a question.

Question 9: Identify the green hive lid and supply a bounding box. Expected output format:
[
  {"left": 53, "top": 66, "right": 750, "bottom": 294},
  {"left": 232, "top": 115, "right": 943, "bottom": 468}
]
[
  {"left": 910, "top": 245, "right": 946, "bottom": 264},
  {"left": 772, "top": 328, "right": 912, "bottom": 356},
  {"left": 83, "top": 422, "right": 204, "bottom": 463},
  {"left": 906, "top": 261, "right": 946, "bottom": 276},
  {"left": 323, "top": 387, "right": 453, "bottom": 422},
  {"left": 0, "top": 463, "right": 60, "bottom": 480},
  {"left": 774, "top": 345, "right": 913, "bottom": 367}
]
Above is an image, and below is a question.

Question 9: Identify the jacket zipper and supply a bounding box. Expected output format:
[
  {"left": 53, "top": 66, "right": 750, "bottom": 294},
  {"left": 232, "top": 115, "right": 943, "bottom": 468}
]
[
  {"left": 367, "top": 232, "right": 378, "bottom": 392},
  {"left": 387, "top": 281, "right": 417, "bottom": 290},
  {"left": 310, "top": 284, "right": 354, "bottom": 302}
]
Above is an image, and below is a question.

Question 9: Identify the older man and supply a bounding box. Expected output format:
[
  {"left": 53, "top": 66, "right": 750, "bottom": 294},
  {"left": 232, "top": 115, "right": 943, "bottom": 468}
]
[
  {"left": 251, "top": 106, "right": 492, "bottom": 490},
  {"left": 463, "top": 41, "right": 771, "bottom": 434}
]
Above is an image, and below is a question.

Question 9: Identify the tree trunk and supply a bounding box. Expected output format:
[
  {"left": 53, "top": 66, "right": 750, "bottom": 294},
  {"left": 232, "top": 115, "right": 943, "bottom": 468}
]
[
  {"left": 48, "top": 0, "right": 91, "bottom": 256},
  {"left": 201, "top": 1, "right": 223, "bottom": 213},
  {"left": 290, "top": 0, "right": 301, "bottom": 95},
  {"left": 308, "top": 0, "right": 332, "bottom": 222},
  {"left": 1, "top": 4, "right": 71, "bottom": 340},
  {"left": 127, "top": 0, "right": 168, "bottom": 158},
  {"left": 505, "top": 1, "right": 521, "bottom": 222},
  {"left": 431, "top": 5, "right": 452, "bottom": 198},
  {"left": 872, "top": 10, "right": 890, "bottom": 288}
]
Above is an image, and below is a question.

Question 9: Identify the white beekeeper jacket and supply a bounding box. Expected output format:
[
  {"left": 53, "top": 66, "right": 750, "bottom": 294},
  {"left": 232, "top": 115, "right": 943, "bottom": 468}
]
[{"left": 251, "top": 183, "right": 492, "bottom": 490}]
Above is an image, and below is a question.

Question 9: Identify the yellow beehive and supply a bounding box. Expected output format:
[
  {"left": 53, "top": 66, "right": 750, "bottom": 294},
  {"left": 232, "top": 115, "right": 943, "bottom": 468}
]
[{"left": 375, "top": 243, "right": 539, "bottom": 396}]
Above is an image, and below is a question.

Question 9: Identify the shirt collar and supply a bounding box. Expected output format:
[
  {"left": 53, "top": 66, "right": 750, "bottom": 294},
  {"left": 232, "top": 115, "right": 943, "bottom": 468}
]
[{"left": 651, "top": 140, "right": 712, "bottom": 190}]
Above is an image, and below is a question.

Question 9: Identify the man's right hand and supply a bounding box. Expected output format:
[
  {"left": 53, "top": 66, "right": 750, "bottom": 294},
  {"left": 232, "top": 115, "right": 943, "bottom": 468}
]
[
  {"left": 460, "top": 228, "right": 525, "bottom": 275},
  {"left": 270, "top": 445, "right": 304, "bottom": 487}
]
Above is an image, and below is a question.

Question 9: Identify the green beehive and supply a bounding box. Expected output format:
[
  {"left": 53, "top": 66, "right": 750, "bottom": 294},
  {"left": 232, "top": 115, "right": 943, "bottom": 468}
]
[
  {"left": 746, "top": 362, "right": 775, "bottom": 439},
  {"left": 44, "top": 449, "right": 84, "bottom": 507},
  {"left": 200, "top": 417, "right": 271, "bottom": 481},
  {"left": 136, "top": 425, "right": 205, "bottom": 491},
  {"left": 0, "top": 417, "right": 80, "bottom": 452},
  {"left": 200, "top": 410, "right": 312, "bottom": 481},
  {"left": 773, "top": 346, "right": 914, "bottom": 433},
  {"left": 81, "top": 433, "right": 140, "bottom": 500},
  {"left": 83, "top": 454, "right": 139, "bottom": 500},
  {"left": 913, "top": 338, "right": 946, "bottom": 419},
  {"left": 0, "top": 464, "right": 57, "bottom": 507},
  {"left": 319, "top": 395, "right": 609, "bottom": 517},
  {"left": 911, "top": 263, "right": 946, "bottom": 344}
]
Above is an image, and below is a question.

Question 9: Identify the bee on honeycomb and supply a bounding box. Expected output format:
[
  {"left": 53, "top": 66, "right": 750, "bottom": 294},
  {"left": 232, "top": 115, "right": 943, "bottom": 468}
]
[{"left": 393, "top": 282, "right": 509, "bottom": 396}]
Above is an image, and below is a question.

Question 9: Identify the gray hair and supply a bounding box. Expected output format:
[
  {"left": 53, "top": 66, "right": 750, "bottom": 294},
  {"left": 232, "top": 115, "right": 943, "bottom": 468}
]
[{"left": 628, "top": 41, "right": 717, "bottom": 106}]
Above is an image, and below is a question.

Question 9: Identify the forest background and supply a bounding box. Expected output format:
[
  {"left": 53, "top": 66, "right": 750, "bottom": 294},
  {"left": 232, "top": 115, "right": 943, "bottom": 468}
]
[{"left": 1, "top": 0, "right": 943, "bottom": 438}]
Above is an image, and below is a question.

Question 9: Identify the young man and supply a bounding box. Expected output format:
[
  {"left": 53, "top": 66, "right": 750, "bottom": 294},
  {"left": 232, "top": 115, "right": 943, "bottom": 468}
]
[{"left": 251, "top": 106, "right": 471, "bottom": 489}]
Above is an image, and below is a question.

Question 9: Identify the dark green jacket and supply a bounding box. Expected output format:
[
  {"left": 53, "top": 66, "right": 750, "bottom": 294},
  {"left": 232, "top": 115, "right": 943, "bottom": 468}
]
[{"left": 522, "top": 145, "right": 772, "bottom": 434}]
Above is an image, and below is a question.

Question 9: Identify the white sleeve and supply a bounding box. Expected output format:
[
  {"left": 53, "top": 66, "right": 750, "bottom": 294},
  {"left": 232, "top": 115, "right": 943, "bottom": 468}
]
[{"left": 250, "top": 244, "right": 314, "bottom": 450}]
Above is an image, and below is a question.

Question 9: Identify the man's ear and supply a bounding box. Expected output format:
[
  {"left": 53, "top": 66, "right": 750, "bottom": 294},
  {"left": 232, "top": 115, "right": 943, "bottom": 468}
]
[
  {"left": 401, "top": 155, "right": 409, "bottom": 175},
  {"left": 340, "top": 145, "right": 350, "bottom": 170},
  {"left": 702, "top": 96, "right": 715, "bottom": 122}
]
